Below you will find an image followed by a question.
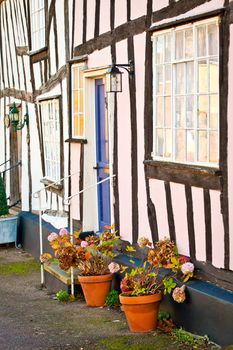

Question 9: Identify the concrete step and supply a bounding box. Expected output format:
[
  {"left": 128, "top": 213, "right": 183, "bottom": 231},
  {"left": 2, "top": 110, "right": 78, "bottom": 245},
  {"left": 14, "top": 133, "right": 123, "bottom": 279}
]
[{"left": 44, "top": 261, "right": 81, "bottom": 294}]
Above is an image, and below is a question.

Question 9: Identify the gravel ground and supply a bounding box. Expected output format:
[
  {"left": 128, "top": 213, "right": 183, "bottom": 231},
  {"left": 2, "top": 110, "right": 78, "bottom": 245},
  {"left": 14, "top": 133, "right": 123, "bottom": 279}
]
[{"left": 0, "top": 245, "right": 230, "bottom": 350}]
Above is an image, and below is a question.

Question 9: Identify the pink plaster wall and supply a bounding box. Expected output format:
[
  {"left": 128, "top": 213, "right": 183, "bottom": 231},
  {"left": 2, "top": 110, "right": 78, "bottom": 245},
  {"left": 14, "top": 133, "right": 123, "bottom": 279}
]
[
  {"left": 134, "top": 32, "right": 151, "bottom": 239},
  {"left": 153, "top": 0, "right": 169, "bottom": 12},
  {"left": 116, "top": 39, "right": 132, "bottom": 243},
  {"left": 228, "top": 25, "right": 233, "bottom": 271},
  {"left": 210, "top": 190, "right": 224, "bottom": 268},
  {"left": 114, "top": 0, "right": 127, "bottom": 28},
  {"left": 170, "top": 183, "right": 190, "bottom": 256},
  {"left": 86, "top": 0, "right": 95, "bottom": 42},
  {"left": 149, "top": 179, "right": 169, "bottom": 240},
  {"left": 192, "top": 187, "right": 206, "bottom": 262},
  {"left": 131, "top": 1, "right": 147, "bottom": 20},
  {"left": 99, "top": 0, "right": 110, "bottom": 35},
  {"left": 87, "top": 46, "right": 111, "bottom": 69},
  {"left": 70, "top": 144, "right": 81, "bottom": 220},
  {"left": 73, "top": 0, "right": 83, "bottom": 47}
]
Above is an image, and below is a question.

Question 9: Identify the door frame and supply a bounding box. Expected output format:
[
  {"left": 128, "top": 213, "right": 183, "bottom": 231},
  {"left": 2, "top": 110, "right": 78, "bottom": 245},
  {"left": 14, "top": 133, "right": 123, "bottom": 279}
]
[{"left": 82, "top": 67, "right": 114, "bottom": 233}]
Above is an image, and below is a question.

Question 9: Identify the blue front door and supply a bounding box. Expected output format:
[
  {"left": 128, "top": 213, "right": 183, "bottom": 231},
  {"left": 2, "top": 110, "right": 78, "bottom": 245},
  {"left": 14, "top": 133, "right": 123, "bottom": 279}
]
[{"left": 95, "top": 79, "right": 110, "bottom": 232}]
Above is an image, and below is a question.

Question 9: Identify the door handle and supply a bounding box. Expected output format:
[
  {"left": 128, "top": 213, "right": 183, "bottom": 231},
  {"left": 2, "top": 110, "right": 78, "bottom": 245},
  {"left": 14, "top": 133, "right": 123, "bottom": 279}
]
[{"left": 93, "top": 165, "right": 103, "bottom": 170}]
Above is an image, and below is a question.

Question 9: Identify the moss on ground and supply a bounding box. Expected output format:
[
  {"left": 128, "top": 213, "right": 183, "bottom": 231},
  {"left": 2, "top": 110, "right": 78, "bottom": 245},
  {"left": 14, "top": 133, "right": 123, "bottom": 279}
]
[
  {"left": 95, "top": 334, "right": 185, "bottom": 350},
  {"left": 0, "top": 260, "right": 40, "bottom": 275}
]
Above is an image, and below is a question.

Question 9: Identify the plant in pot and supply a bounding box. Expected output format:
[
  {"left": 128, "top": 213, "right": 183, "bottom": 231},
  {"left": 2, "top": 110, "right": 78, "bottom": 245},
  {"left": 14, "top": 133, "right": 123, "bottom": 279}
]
[
  {"left": 41, "top": 227, "right": 120, "bottom": 307},
  {"left": 119, "top": 237, "right": 194, "bottom": 333},
  {"left": 0, "top": 173, "right": 18, "bottom": 244}
]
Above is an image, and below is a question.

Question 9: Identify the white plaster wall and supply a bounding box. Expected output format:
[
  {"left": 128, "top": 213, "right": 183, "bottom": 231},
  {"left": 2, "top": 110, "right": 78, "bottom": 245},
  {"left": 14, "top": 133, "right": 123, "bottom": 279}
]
[
  {"left": 131, "top": 1, "right": 147, "bottom": 20},
  {"left": 56, "top": 0, "right": 66, "bottom": 69},
  {"left": 116, "top": 39, "right": 132, "bottom": 242},
  {"left": 153, "top": 0, "right": 169, "bottom": 12},
  {"left": 99, "top": 0, "right": 110, "bottom": 35},
  {"left": 61, "top": 78, "right": 69, "bottom": 210},
  {"left": 134, "top": 32, "right": 151, "bottom": 239},
  {"left": 74, "top": 0, "right": 83, "bottom": 47},
  {"left": 227, "top": 25, "right": 233, "bottom": 271},
  {"left": 170, "top": 183, "right": 190, "bottom": 256},
  {"left": 33, "top": 63, "right": 42, "bottom": 90},
  {"left": 114, "top": 0, "right": 127, "bottom": 28},
  {"left": 70, "top": 144, "right": 81, "bottom": 220},
  {"left": 192, "top": 187, "right": 206, "bottom": 262},
  {"left": 6, "top": 3, "right": 19, "bottom": 90},
  {"left": 210, "top": 190, "right": 225, "bottom": 268},
  {"left": 23, "top": 56, "right": 32, "bottom": 93},
  {"left": 86, "top": 0, "right": 95, "bottom": 41},
  {"left": 28, "top": 103, "right": 43, "bottom": 211},
  {"left": 149, "top": 179, "right": 169, "bottom": 241},
  {"left": 49, "top": 19, "right": 57, "bottom": 76}
]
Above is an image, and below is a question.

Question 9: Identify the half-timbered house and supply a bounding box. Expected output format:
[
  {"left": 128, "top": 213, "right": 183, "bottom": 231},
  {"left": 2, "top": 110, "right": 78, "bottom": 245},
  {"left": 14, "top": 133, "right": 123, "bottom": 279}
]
[{"left": 0, "top": 0, "right": 233, "bottom": 345}]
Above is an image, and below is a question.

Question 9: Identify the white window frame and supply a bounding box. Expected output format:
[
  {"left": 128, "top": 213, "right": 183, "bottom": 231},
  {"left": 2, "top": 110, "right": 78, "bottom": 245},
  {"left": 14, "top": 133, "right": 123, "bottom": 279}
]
[
  {"left": 71, "top": 63, "right": 86, "bottom": 138},
  {"left": 152, "top": 17, "right": 220, "bottom": 168},
  {"left": 40, "top": 98, "right": 61, "bottom": 182},
  {"left": 31, "top": 0, "right": 45, "bottom": 51}
]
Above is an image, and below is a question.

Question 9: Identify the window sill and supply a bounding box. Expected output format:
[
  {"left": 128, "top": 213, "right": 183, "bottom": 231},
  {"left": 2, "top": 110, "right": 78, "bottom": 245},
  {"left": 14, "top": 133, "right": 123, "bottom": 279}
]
[
  {"left": 29, "top": 46, "right": 48, "bottom": 63},
  {"left": 40, "top": 178, "right": 63, "bottom": 193},
  {"left": 65, "top": 138, "right": 87, "bottom": 144},
  {"left": 144, "top": 160, "right": 222, "bottom": 190}
]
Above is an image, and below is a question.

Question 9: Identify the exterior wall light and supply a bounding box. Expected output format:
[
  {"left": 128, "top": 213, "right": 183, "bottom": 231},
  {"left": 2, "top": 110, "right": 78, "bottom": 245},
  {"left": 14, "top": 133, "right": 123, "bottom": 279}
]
[
  {"left": 106, "top": 60, "right": 134, "bottom": 93},
  {"left": 5, "top": 102, "right": 29, "bottom": 130}
]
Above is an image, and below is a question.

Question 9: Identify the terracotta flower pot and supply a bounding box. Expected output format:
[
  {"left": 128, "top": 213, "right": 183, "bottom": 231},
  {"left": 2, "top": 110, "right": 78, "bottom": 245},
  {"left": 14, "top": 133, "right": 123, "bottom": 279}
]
[
  {"left": 78, "top": 273, "right": 113, "bottom": 307},
  {"left": 119, "top": 293, "right": 162, "bottom": 333}
]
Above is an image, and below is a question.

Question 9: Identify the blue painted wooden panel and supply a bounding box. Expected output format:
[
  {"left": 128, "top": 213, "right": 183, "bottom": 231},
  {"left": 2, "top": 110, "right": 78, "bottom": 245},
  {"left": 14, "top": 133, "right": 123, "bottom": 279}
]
[{"left": 95, "top": 79, "right": 110, "bottom": 232}]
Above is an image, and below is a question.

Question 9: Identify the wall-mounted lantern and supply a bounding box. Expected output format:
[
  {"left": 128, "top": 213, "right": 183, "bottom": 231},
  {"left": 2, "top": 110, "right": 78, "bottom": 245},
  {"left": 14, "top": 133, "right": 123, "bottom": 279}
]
[
  {"left": 5, "top": 102, "right": 29, "bottom": 131},
  {"left": 106, "top": 60, "right": 134, "bottom": 93}
]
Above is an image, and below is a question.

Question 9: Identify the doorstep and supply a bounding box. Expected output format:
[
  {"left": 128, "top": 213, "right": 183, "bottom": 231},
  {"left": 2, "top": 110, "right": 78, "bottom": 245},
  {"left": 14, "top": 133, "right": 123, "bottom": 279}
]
[
  {"left": 44, "top": 261, "right": 79, "bottom": 285},
  {"left": 44, "top": 260, "right": 81, "bottom": 294}
]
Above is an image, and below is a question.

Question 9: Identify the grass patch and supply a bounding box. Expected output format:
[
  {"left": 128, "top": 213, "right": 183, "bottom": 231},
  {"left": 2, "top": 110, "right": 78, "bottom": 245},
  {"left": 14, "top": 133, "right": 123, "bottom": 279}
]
[
  {"left": 95, "top": 334, "right": 178, "bottom": 350},
  {"left": 0, "top": 260, "right": 40, "bottom": 275},
  {"left": 172, "top": 328, "right": 215, "bottom": 349}
]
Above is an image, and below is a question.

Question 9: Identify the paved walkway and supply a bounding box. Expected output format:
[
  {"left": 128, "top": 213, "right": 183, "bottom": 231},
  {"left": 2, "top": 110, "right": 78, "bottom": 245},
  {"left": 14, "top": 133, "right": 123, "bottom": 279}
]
[{"left": 0, "top": 246, "right": 229, "bottom": 350}]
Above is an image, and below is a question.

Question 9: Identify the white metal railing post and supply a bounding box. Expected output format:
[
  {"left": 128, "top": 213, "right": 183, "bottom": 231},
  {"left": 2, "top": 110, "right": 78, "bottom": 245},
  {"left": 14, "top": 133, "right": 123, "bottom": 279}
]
[
  {"left": 70, "top": 199, "right": 74, "bottom": 297},
  {"left": 38, "top": 193, "right": 44, "bottom": 287}
]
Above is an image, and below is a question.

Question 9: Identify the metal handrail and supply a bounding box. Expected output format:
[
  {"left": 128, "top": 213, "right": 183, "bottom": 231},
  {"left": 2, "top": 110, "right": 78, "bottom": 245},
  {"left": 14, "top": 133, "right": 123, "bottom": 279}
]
[
  {"left": 33, "top": 170, "right": 80, "bottom": 198},
  {"left": 1, "top": 161, "right": 22, "bottom": 174},
  {"left": 0, "top": 159, "right": 10, "bottom": 168},
  {"left": 63, "top": 174, "right": 116, "bottom": 205}
]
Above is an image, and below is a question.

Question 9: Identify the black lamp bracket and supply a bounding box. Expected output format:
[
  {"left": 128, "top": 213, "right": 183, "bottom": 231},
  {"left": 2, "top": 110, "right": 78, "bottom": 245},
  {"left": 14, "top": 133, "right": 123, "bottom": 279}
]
[{"left": 114, "top": 60, "right": 134, "bottom": 75}]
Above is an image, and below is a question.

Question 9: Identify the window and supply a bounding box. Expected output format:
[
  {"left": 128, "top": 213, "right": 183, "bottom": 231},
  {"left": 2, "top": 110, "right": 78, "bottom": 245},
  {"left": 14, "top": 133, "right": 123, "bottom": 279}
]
[
  {"left": 152, "top": 17, "right": 219, "bottom": 167},
  {"left": 31, "top": 0, "right": 45, "bottom": 51},
  {"left": 71, "top": 63, "right": 86, "bottom": 138},
  {"left": 40, "top": 99, "right": 61, "bottom": 182}
]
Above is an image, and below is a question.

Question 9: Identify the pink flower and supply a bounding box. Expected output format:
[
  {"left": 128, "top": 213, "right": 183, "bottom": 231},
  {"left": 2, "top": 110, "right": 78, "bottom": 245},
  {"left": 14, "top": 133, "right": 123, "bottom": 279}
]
[
  {"left": 59, "top": 228, "right": 68, "bottom": 236},
  {"left": 181, "top": 262, "right": 194, "bottom": 275},
  {"left": 81, "top": 240, "right": 88, "bottom": 248},
  {"left": 48, "top": 232, "right": 58, "bottom": 242},
  {"left": 172, "top": 285, "right": 186, "bottom": 303},
  {"left": 108, "top": 262, "right": 120, "bottom": 273}
]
